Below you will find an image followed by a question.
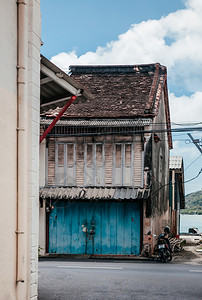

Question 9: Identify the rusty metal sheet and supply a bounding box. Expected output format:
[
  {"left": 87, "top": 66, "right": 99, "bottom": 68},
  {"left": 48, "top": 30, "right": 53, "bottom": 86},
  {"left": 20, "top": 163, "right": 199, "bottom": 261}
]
[
  {"left": 90, "top": 188, "right": 97, "bottom": 199},
  {"left": 125, "top": 188, "right": 132, "bottom": 199},
  {"left": 107, "top": 188, "right": 115, "bottom": 199},
  {"left": 39, "top": 187, "right": 150, "bottom": 201}
]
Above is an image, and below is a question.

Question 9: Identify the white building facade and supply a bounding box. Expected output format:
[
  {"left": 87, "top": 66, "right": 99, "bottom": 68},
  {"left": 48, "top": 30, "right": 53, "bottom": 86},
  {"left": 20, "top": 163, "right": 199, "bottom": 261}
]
[{"left": 0, "top": 0, "right": 41, "bottom": 299}]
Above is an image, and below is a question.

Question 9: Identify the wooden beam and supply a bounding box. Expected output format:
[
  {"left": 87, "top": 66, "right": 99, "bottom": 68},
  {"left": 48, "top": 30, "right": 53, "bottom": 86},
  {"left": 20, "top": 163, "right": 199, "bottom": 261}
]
[
  {"left": 40, "top": 77, "right": 53, "bottom": 85},
  {"left": 41, "top": 64, "right": 79, "bottom": 95}
]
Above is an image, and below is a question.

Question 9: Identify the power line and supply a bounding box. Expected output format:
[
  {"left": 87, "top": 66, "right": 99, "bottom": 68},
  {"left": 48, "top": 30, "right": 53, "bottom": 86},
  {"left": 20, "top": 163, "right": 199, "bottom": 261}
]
[
  {"left": 185, "top": 154, "right": 202, "bottom": 171},
  {"left": 151, "top": 171, "right": 163, "bottom": 187},
  {"left": 187, "top": 133, "right": 202, "bottom": 154},
  {"left": 151, "top": 168, "right": 202, "bottom": 197},
  {"left": 184, "top": 168, "right": 202, "bottom": 183},
  {"left": 172, "top": 122, "right": 202, "bottom": 126}
]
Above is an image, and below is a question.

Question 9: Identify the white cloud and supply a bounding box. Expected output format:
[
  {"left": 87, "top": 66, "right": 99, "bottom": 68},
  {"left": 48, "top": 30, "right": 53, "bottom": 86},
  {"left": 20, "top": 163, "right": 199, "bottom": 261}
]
[
  {"left": 51, "top": 0, "right": 202, "bottom": 95},
  {"left": 169, "top": 92, "right": 202, "bottom": 123},
  {"left": 170, "top": 89, "right": 202, "bottom": 193},
  {"left": 51, "top": 0, "right": 202, "bottom": 125},
  {"left": 170, "top": 91, "right": 202, "bottom": 168}
]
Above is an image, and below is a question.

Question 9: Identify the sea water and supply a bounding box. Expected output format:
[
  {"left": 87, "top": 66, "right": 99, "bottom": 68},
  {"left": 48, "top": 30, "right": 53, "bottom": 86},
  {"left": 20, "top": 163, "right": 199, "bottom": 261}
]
[{"left": 180, "top": 214, "right": 202, "bottom": 233}]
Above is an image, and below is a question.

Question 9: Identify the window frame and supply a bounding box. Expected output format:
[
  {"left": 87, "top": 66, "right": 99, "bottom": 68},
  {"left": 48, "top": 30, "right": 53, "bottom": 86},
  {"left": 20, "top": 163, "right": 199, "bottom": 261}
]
[
  {"left": 55, "top": 142, "right": 76, "bottom": 186},
  {"left": 84, "top": 143, "right": 105, "bottom": 186},
  {"left": 112, "top": 142, "right": 134, "bottom": 186}
]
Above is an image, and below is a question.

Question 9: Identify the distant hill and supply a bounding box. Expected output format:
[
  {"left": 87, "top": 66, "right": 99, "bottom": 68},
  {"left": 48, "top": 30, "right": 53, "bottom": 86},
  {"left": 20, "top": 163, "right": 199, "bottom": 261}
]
[{"left": 181, "top": 190, "right": 202, "bottom": 214}]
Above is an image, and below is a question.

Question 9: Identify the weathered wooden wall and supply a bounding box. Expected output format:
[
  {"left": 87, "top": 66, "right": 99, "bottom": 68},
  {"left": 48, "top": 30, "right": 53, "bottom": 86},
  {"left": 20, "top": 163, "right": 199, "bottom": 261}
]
[{"left": 46, "top": 134, "right": 143, "bottom": 187}]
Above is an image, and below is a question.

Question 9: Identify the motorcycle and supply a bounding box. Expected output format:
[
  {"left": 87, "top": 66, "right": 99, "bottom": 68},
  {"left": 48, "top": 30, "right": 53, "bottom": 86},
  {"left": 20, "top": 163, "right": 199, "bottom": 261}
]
[{"left": 156, "top": 226, "right": 172, "bottom": 262}]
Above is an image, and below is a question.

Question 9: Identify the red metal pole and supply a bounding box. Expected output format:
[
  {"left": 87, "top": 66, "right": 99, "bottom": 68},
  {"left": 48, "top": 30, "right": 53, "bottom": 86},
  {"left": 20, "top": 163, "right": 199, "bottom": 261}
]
[{"left": 40, "top": 95, "right": 77, "bottom": 143}]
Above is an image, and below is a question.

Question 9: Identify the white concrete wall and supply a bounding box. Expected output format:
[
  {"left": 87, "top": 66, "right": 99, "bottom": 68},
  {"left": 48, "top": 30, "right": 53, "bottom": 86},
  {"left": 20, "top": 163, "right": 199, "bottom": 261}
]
[
  {"left": 0, "top": 1, "right": 41, "bottom": 299},
  {"left": 0, "top": 1, "right": 18, "bottom": 299}
]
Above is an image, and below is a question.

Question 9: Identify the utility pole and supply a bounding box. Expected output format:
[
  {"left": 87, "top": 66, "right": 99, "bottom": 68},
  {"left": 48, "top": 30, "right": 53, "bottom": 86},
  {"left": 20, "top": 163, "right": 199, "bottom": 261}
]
[{"left": 187, "top": 133, "right": 202, "bottom": 154}]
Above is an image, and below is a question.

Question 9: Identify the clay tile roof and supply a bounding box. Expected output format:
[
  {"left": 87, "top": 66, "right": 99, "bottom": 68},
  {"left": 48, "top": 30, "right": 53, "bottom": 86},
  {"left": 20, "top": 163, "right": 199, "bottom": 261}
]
[
  {"left": 41, "top": 63, "right": 172, "bottom": 149},
  {"left": 41, "top": 63, "right": 168, "bottom": 119}
]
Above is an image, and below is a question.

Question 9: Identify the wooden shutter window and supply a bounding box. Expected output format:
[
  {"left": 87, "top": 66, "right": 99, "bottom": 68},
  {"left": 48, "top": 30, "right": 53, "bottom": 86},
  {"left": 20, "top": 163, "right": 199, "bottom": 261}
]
[
  {"left": 96, "top": 144, "right": 103, "bottom": 166},
  {"left": 87, "top": 144, "right": 93, "bottom": 165},
  {"left": 58, "top": 144, "right": 64, "bottom": 165},
  {"left": 125, "top": 144, "right": 131, "bottom": 165},
  {"left": 67, "top": 144, "right": 74, "bottom": 165},
  {"left": 115, "top": 144, "right": 121, "bottom": 165}
]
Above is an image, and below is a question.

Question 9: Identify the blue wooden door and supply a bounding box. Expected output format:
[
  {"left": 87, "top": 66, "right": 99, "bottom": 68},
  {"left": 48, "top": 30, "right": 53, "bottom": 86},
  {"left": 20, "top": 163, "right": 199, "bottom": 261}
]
[{"left": 49, "top": 201, "right": 140, "bottom": 255}]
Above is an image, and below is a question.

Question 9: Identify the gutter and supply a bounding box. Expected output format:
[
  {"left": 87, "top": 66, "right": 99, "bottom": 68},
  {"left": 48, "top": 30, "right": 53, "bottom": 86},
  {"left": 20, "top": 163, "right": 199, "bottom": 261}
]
[{"left": 16, "top": 0, "right": 27, "bottom": 285}]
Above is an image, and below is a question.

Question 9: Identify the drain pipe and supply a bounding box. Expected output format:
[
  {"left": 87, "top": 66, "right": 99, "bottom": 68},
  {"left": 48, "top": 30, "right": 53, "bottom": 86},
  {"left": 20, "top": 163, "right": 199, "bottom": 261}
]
[{"left": 16, "top": 0, "right": 27, "bottom": 285}]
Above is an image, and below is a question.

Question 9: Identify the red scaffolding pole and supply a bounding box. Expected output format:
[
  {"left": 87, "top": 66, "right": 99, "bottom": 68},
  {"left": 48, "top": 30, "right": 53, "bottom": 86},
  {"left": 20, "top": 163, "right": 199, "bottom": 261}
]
[{"left": 40, "top": 95, "right": 77, "bottom": 143}]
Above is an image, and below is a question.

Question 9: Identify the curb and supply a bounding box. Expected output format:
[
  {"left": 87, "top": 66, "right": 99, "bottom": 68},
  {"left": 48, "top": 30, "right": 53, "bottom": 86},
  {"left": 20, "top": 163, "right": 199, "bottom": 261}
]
[{"left": 39, "top": 254, "right": 152, "bottom": 262}]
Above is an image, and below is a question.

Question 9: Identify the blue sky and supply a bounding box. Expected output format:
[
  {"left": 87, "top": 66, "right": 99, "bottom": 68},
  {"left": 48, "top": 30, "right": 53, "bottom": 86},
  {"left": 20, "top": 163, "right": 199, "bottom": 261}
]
[
  {"left": 41, "top": 0, "right": 185, "bottom": 59},
  {"left": 41, "top": 0, "right": 202, "bottom": 195}
]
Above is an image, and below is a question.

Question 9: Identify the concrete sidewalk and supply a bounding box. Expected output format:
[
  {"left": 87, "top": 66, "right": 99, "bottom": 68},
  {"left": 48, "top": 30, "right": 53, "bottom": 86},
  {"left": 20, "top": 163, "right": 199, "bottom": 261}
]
[
  {"left": 172, "top": 245, "right": 202, "bottom": 265},
  {"left": 39, "top": 244, "right": 202, "bottom": 264}
]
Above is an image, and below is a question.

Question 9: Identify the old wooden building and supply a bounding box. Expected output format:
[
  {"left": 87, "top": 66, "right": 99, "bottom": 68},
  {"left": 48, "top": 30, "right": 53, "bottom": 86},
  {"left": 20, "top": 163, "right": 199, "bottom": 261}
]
[
  {"left": 39, "top": 63, "right": 173, "bottom": 256},
  {"left": 169, "top": 156, "right": 185, "bottom": 236}
]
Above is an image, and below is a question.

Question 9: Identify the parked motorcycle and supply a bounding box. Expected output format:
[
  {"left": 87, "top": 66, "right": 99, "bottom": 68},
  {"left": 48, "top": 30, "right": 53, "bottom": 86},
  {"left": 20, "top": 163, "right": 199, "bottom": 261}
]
[{"left": 156, "top": 226, "right": 172, "bottom": 262}]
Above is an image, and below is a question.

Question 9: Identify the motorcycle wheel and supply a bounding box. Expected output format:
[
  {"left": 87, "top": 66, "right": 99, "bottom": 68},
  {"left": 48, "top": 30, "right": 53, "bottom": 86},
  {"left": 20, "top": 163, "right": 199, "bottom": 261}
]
[
  {"left": 168, "top": 253, "right": 172, "bottom": 261},
  {"left": 160, "top": 252, "right": 166, "bottom": 262}
]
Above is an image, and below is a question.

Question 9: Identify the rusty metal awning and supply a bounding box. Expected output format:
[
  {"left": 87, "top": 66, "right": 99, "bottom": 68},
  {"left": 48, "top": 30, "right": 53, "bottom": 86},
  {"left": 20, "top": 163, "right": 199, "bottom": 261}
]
[{"left": 39, "top": 187, "right": 150, "bottom": 201}]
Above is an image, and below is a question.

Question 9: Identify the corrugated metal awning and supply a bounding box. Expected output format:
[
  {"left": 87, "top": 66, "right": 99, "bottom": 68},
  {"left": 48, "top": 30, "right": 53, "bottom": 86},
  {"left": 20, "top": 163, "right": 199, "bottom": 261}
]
[
  {"left": 39, "top": 187, "right": 150, "bottom": 201},
  {"left": 169, "top": 156, "right": 183, "bottom": 170}
]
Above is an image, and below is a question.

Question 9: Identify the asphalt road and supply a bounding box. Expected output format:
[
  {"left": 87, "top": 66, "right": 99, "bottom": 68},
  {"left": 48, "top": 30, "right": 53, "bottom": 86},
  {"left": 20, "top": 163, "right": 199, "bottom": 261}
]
[{"left": 38, "top": 260, "right": 202, "bottom": 300}]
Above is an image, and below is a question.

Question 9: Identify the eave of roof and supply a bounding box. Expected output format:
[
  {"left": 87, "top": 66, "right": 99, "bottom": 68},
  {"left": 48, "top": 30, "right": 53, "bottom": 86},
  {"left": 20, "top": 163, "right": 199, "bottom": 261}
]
[{"left": 40, "top": 55, "right": 94, "bottom": 112}]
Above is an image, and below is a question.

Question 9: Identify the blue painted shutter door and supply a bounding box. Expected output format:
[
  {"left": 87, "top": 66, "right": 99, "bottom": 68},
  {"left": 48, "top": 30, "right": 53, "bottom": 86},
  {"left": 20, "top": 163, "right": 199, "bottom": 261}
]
[
  {"left": 49, "top": 206, "right": 57, "bottom": 253},
  {"left": 63, "top": 203, "right": 72, "bottom": 253},
  {"left": 49, "top": 201, "right": 140, "bottom": 255},
  {"left": 93, "top": 202, "right": 102, "bottom": 255},
  {"left": 79, "top": 202, "right": 87, "bottom": 254},
  {"left": 71, "top": 203, "right": 79, "bottom": 253},
  {"left": 86, "top": 203, "right": 95, "bottom": 254},
  {"left": 109, "top": 202, "right": 117, "bottom": 254},
  {"left": 131, "top": 202, "right": 141, "bottom": 255},
  {"left": 100, "top": 202, "right": 110, "bottom": 254},
  {"left": 56, "top": 205, "right": 64, "bottom": 253}
]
